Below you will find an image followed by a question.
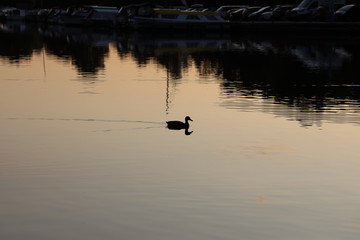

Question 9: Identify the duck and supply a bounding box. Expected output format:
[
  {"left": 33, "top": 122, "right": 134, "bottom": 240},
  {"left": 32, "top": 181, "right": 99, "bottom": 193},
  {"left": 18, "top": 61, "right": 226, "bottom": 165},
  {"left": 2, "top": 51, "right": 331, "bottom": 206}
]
[{"left": 166, "top": 116, "right": 193, "bottom": 130}]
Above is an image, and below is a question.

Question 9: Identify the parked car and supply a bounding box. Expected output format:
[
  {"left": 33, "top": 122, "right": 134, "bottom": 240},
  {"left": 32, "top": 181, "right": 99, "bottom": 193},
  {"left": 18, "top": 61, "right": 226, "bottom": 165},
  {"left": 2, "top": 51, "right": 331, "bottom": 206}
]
[
  {"left": 188, "top": 4, "right": 205, "bottom": 11},
  {"left": 289, "top": 0, "right": 345, "bottom": 20},
  {"left": 228, "top": 8, "right": 247, "bottom": 21},
  {"left": 248, "top": 6, "right": 272, "bottom": 21},
  {"left": 229, "top": 7, "right": 261, "bottom": 21},
  {"left": 259, "top": 10, "right": 273, "bottom": 21},
  {"left": 271, "top": 5, "right": 294, "bottom": 20},
  {"left": 0, "top": 8, "right": 38, "bottom": 22},
  {"left": 241, "top": 7, "right": 262, "bottom": 20},
  {"left": 312, "top": 6, "right": 330, "bottom": 21},
  {"left": 288, "top": 0, "right": 318, "bottom": 20},
  {"left": 216, "top": 5, "right": 248, "bottom": 19},
  {"left": 335, "top": 4, "right": 360, "bottom": 21}
]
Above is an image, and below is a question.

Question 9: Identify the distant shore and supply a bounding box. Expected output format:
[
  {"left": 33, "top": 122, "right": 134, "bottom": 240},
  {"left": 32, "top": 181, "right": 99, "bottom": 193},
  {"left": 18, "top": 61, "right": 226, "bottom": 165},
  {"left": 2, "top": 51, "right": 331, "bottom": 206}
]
[
  {"left": 0, "top": 1, "right": 303, "bottom": 9},
  {"left": 229, "top": 21, "right": 360, "bottom": 35}
]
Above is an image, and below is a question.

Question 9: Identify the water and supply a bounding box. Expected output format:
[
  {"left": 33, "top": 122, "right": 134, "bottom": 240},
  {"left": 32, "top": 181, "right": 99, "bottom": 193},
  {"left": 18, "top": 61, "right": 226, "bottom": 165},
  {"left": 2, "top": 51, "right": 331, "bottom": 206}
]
[{"left": 1, "top": 23, "right": 360, "bottom": 240}]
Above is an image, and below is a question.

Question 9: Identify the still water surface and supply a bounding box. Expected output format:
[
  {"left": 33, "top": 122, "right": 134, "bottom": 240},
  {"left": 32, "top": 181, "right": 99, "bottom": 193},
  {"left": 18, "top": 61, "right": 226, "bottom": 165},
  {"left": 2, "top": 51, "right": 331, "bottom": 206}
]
[{"left": 1, "top": 23, "right": 360, "bottom": 240}]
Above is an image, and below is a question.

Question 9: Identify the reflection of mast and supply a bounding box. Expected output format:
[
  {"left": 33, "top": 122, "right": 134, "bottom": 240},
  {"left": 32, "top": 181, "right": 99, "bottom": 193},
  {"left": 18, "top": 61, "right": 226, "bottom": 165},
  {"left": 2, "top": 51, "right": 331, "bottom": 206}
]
[
  {"left": 42, "top": 47, "right": 46, "bottom": 79},
  {"left": 326, "top": 43, "right": 334, "bottom": 82},
  {"left": 166, "top": 69, "right": 170, "bottom": 115}
]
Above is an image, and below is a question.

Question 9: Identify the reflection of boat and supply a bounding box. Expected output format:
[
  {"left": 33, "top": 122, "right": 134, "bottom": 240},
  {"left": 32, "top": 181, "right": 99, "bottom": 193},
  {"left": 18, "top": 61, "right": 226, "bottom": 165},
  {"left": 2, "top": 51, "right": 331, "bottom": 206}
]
[
  {"left": 128, "top": 7, "right": 229, "bottom": 31},
  {"left": 291, "top": 45, "right": 351, "bottom": 70},
  {"left": 117, "top": 33, "right": 232, "bottom": 53},
  {"left": 0, "top": 22, "right": 30, "bottom": 33},
  {"left": 39, "top": 25, "right": 116, "bottom": 47}
]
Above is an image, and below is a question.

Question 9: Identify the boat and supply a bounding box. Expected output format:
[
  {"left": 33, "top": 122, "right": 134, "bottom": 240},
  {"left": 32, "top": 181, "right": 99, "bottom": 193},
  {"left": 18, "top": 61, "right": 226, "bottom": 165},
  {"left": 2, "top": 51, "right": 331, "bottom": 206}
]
[
  {"left": 60, "top": 6, "right": 118, "bottom": 27},
  {"left": 83, "top": 6, "right": 118, "bottom": 27},
  {"left": 126, "top": 6, "right": 230, "bottom": 31}
]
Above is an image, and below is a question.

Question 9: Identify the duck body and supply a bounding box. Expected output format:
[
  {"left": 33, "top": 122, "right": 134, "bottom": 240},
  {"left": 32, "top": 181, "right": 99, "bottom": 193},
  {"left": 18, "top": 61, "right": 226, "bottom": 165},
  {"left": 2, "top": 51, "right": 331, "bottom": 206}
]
[{"left": 166, "top": 116, "right": 193, "bottom": 130}]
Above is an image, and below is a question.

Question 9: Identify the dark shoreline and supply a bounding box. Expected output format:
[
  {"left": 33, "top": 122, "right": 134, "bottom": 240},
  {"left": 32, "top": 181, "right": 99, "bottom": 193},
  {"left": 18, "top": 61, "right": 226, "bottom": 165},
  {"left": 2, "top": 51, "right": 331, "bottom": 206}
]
[
  {"left": 229, "top": 21, "right": 360, "bottom": 36},
  {"left": 3, "top": 19, "right": 360, "bottom": 37},
  {"left": 117, "top": 20, "right": 360, "bottom": 36},
  {"left": 0, "top": 1, "right": 303, "bottom": 9}
]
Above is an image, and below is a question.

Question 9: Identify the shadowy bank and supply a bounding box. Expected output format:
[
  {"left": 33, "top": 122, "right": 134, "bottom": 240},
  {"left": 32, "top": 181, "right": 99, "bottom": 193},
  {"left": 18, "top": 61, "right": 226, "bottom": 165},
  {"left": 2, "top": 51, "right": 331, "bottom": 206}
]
[{"left": 0, "top": 0, "right": 317, "bottom": 9}]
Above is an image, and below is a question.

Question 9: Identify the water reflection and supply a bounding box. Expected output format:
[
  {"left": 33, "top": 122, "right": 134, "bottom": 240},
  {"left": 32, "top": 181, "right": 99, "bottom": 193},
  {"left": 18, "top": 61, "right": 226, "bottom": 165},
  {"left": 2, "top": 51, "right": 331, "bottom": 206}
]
[
  {"left": 115, "top": 33, "right": 360, "bottom": 127},
  {"left": 116, "top": 33, "right": 231, "bottom": 79},
  {"left": 41, "top": 26, "right": 113, "bottom": 76},
  {"left": 0, "top": 23, "right": 42, "bottom": 63},
  {"left": 1, "top": 22, "right": 360, "bottom": 127},
  {"left": 214, "top": 38, "right": 360, "bottom": 127}
]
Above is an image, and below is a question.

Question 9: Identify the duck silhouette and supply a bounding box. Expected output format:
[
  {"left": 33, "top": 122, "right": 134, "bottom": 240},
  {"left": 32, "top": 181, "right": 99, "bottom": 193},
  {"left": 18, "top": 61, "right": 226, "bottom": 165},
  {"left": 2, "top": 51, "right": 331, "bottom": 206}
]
[{"left": 166, "top": 116, "right": 193, "bottom": 130}]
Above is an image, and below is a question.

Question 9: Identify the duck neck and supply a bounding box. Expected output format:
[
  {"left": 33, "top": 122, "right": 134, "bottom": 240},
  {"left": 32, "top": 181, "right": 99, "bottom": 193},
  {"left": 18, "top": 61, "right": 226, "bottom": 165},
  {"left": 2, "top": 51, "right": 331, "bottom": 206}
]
[{"left": 185, "top": 119, "right": 190, "bottom": 127}]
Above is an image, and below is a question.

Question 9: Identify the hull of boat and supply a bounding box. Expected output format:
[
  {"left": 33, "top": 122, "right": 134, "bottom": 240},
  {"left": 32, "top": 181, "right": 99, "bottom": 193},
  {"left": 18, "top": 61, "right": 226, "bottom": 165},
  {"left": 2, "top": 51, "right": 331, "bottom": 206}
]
[{"left": 129, "top": 17, "right": 230, "bottom": 31}]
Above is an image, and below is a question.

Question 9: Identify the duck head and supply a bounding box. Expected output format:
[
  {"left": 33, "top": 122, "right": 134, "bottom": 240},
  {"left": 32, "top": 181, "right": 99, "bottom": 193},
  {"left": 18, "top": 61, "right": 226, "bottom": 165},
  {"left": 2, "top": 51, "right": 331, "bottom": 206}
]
[{"left": 185, "top": 116, "right": 193, "bottom": 122}]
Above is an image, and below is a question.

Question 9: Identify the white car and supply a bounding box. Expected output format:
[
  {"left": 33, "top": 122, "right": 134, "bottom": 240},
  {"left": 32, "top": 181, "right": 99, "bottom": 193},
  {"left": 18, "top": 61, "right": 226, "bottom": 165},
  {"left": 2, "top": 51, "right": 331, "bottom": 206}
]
[{"left": 216, "top": 5, "right": 248, "bottom": 19}]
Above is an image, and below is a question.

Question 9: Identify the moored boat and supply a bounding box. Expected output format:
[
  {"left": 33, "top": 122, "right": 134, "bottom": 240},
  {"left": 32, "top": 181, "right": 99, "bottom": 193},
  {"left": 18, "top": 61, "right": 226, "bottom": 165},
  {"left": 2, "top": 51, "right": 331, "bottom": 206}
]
[
  {"left": 127, "top": 7, "right": 230, "bottom": 31},
  {"left": 60, "top": 6, "right": 118, "bottom": 27}
]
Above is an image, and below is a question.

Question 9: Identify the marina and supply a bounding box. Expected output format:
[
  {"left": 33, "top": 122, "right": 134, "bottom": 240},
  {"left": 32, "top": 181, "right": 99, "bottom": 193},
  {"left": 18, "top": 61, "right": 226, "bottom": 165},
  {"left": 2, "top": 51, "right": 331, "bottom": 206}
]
[{"left": 1, "top": 1, "right": 360, "bottom": 34}]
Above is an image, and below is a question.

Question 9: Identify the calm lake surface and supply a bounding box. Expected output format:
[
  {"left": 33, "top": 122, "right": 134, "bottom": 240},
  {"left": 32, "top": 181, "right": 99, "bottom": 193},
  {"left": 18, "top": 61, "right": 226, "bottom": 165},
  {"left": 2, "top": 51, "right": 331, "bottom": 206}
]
[{"left": 1, "top": 23, "right": 360, "bottom": 240}]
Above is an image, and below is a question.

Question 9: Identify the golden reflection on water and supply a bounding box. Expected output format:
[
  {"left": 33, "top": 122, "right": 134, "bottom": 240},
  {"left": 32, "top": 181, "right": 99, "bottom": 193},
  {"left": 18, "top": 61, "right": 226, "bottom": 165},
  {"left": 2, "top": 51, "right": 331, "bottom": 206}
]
[{"left": 255, "top": 195, "right": 271, "bottom": 204}]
